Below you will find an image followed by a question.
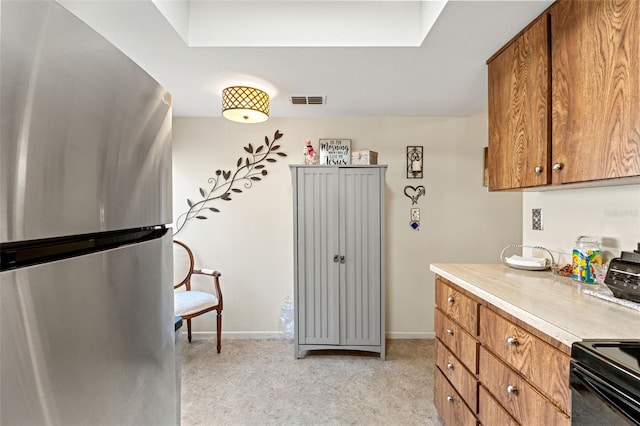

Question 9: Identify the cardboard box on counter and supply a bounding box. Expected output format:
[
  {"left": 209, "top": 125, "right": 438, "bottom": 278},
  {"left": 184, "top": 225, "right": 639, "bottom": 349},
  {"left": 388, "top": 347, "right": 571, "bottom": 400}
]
[{"left": 351, "top": 150, "right": 378, "bottom": 165}]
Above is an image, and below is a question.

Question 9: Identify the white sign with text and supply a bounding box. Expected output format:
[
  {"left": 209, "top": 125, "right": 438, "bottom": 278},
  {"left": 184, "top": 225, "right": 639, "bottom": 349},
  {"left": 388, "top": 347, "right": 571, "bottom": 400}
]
[{"left": 319, "top": 139, "right": 351, "bottom": 165}]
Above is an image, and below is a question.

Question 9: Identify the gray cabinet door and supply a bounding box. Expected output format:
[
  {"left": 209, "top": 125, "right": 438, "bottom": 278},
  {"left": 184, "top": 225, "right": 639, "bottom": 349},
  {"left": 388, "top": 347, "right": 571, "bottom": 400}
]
[
  {"left": 293, "top": 166, "right": 384, "bottom": 351},
  {"left": 295, "top": 167, "right": 340, "bottom": 345},
  {"left": 340, "top": 168, "right": 382, "bottom": 346}
]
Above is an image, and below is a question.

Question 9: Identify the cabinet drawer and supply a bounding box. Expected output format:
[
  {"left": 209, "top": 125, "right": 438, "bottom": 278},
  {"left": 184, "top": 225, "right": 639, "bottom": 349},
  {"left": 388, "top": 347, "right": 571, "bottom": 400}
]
[
  {"left": 479, "top": 306, "right": 570, "bottom": 414},
  {"left": 436, "top": 278, "right": 479, "bottom": 335},
  {"left": 436, "top": 339, "right": 479, "bottom": 412},
  {"left": 434, "top": 368, "right": 477, "bottom": 426},
  {"left": 478, "top": 385, "right": 518, "bottom": 426},
  {"left": 436, "top": 309, "right": 478, "bottom": 373},
  {"left": 479, "top": 347, "right": 569, "bottom": 426}
]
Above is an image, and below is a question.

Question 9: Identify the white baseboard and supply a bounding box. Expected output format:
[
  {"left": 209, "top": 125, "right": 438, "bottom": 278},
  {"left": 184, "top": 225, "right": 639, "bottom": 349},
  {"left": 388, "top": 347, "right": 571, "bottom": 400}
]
[
  {"left": 183, "top": 331, "right": 282, "bottom": 340},
  {"left": 386, "top": 331, "right": 435, "bottom": 339},
  {"left": 182, "top": 331, "right": 435, "bottom": 340}
]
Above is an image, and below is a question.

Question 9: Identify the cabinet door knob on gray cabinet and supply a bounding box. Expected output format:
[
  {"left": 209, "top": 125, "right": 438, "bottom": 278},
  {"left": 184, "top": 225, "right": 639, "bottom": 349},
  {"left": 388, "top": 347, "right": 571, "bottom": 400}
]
[{"left": 332, "top": 254, "right": 346, "bottom": 264}]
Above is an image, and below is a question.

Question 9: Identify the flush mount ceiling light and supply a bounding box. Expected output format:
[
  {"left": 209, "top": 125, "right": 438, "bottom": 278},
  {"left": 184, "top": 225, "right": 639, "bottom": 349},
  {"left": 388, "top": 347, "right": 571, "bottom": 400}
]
[{"left": 222, "top": 86, "right": 269, "bottom": 123}]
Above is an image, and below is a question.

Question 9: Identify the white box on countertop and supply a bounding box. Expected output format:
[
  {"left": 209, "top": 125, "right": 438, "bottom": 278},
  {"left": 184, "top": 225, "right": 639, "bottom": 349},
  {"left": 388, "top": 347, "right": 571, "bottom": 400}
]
[{"left": 351, "top": 150, "right": 378, "bottom": 165}]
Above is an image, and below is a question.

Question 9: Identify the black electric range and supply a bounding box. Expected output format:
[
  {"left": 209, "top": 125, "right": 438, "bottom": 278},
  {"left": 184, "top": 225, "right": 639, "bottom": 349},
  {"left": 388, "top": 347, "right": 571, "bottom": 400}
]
[{"left": 571, "top": 340, "right": 640, "bottom": 425}]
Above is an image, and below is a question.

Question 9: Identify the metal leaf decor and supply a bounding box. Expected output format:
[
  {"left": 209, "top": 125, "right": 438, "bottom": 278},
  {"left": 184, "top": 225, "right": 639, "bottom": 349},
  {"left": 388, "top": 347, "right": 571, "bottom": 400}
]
[{"left": 173, "top": 130, "right": 286, "bottom": 235}]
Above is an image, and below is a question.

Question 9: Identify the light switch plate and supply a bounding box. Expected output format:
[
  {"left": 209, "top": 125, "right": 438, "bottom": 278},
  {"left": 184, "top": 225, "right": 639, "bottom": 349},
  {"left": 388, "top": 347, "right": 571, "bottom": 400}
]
[{"left": 532, "top": 208, "right": 543, "bottom": 231}]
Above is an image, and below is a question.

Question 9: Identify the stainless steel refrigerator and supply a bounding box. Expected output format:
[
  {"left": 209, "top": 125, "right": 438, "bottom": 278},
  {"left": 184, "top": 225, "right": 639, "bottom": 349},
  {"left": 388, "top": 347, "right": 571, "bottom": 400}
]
[{"left": 1, "top": 1, "right": 176, "bottom": 424}]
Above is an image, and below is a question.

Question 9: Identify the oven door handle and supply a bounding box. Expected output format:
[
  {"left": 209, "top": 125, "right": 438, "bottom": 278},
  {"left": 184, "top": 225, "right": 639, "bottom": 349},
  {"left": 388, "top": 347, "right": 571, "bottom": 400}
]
[{"left": 571, "top": 364, "right": 640, "bottom": 424}]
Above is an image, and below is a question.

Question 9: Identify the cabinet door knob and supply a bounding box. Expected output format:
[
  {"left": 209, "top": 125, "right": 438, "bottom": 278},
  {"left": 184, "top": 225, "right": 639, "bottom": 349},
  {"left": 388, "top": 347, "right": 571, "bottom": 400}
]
[
  {"left": 507, "top": 385, "right": 518, "bottom": 394},
  {"left": 447, "top": 296, "right": 455, "bottom": 303},
  {"left": 506, "top": 336, "right": 518, "bottom": 346},
  {"left": 534, "top": 165, "right": 543, "bottom": 174},
  {"left": 339, "top": 255, "right": 345, "bottom": 264},
  {"left": 552, "top": 163, "right": 563, "bottom": 172},
  {"left": 446, "top": 395, "right": 454, "bottom": 403},
  {"left": 446, "top": 329, "right": 454, "bottom": 336},
  {"left": 446, "top": 363, "right": 454, "bottom": 370},
  {"left": 333, "top": 255, "right": 339, "bottom": 263}
]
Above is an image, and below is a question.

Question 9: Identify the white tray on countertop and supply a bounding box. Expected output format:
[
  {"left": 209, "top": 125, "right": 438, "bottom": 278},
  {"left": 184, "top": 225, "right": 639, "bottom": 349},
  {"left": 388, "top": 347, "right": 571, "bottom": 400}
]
[{"left": 500, "top": 244, "right": 553, "bottom": 271}]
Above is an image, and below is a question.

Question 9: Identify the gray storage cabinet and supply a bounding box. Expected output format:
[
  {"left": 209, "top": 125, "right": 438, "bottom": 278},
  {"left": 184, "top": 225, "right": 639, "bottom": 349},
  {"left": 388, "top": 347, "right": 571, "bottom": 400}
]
[{"left": 290, "top": 165, "right": 386, "bottom": 359}]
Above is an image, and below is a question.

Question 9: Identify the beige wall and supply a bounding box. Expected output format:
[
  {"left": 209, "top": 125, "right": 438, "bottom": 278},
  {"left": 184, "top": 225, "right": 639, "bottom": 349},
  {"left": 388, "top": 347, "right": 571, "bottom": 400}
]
[
  {"left": 523, "top": 185, "right": 640, "bottom": 264},
  {"left": 171, "top": 112, "right": 523, "bottom": 338}
]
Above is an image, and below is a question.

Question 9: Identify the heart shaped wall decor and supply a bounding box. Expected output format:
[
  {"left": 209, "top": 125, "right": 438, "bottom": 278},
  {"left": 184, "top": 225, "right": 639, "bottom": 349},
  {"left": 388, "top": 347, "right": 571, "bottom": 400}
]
[{"left": 404, "top": 185, "right": 425, "bottom": 205}]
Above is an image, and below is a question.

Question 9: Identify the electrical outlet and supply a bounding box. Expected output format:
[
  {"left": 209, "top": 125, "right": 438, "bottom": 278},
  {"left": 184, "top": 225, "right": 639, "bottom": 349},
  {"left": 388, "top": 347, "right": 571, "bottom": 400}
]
[{"left": 532, "top": 208, "right": 543, "bottom": 231}]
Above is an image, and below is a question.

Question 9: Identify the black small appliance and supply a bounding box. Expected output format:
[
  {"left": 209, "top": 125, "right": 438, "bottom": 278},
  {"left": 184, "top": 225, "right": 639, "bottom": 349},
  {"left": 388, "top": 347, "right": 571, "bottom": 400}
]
[{"left": 604, "top": 243, "right": 640, "bottom": 303}]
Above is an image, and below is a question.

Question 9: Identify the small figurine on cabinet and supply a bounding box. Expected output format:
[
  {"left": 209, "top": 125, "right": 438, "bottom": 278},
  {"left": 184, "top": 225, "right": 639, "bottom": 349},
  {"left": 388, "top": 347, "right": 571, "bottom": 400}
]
[{"left": 303, "top": 140, "right": 317, "bottom": 165}]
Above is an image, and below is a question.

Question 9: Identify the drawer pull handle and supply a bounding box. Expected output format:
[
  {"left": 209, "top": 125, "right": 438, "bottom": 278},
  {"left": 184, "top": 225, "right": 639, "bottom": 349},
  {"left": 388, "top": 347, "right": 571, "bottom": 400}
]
[
  {"left": 506, "top": 336, "right": 518, "bottom": 346},
  {"left": 507, "top": 385, "right": 518, "bottom": 394},
  {"left": 447, "top": 296, "right": 455, "bottom": 303},
  {"left": 446, "top": 329, "right": 454, "bottom": 336},
  {"left": 446, "top": 395, "right": 454, "bottom": 403},
  {"left": 446, "top": 363, "right": 454, "bottom": 370}
]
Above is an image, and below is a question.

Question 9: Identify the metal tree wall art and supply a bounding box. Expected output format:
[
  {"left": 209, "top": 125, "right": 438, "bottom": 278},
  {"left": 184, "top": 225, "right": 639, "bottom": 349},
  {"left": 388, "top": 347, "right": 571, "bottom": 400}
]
[{"left": 173, "top": 130, "right": 286, "bottom": 235}]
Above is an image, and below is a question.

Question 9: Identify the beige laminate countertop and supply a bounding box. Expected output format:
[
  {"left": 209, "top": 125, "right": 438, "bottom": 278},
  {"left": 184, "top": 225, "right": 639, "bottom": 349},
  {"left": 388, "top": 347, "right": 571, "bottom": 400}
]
[{"left": 430, "top": 263, "right": 639, "bottom": 348}]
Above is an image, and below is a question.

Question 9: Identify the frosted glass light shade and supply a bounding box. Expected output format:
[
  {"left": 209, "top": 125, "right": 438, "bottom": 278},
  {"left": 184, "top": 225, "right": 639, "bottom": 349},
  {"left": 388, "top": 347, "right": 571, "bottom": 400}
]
[{"left": 222, "top": 86, "right": 269, "bottom": 123}]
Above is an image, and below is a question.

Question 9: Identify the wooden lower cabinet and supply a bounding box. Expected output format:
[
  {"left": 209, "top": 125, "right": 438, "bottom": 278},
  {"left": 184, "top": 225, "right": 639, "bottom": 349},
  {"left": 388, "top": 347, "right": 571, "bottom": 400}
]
[
  {"left": 434, "top": 368, "right": 477, "bottom": 426},
  {"left": 479, "top": 306, "right": 570, "bottom": 414},
  {"left": 479, "top": 347, "right": 570, "bottom": 425},
  {"left": 435, "top": 309, "right": 478, "bottom": 371},
  {"left": 478, "top": 386, "right": 518, "bottom": 426},
  {"left": 436, "top": 277, "right": 479, "bottom": 335},
  {"left": 434, "top": 276, "right": 571, "bottom": 425},
  {"left": 436, "top": 340, "right": 478, "bottom": 411}
]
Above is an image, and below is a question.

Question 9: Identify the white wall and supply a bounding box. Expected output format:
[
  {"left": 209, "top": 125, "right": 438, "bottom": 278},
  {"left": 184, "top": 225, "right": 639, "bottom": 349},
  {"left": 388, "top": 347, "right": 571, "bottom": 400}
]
[
  {"left": 171, "top": 112, "right": 522, "bottom": 338},
  {"left": 523, "top": 186, "right": 640, "bottom": 264}
]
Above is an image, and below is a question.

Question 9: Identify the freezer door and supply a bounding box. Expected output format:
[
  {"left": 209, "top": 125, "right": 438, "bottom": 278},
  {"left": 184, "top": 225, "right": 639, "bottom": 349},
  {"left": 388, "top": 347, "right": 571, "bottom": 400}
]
[
  {"left": 0, "top": 234, "right": 176, "bottom": 426},
  {"left": 0, "top": 1, "right": 172, "bottom": 243}
]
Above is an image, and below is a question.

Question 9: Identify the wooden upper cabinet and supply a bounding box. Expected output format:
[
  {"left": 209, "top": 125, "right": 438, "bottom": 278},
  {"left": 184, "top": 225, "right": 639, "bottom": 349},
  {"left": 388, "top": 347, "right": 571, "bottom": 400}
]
[
  {"left": 488, "top": 16, "right": 550, "bottom": 191},
  {"left": 551, "top": 0, "right": 640, "bottom": 184}
]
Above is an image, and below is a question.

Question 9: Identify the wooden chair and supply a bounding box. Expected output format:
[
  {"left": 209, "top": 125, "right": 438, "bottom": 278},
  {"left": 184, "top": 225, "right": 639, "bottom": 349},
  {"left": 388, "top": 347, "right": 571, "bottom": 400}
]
[{"left": 173, "top": 240, "right": 223, "bottom": 353}]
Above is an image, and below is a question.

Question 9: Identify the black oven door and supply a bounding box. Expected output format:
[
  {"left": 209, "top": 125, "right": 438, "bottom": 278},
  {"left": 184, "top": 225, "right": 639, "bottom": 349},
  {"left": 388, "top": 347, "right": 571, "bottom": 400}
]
[{"left": 571, "top": 362, "right": 640, "bottom": 425}]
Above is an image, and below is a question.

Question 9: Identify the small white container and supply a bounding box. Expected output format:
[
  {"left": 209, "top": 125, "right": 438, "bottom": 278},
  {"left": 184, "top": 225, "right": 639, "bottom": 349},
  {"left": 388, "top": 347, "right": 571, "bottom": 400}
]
[{"left": 351, "top": 150, "right": 378, "bottom": 165}]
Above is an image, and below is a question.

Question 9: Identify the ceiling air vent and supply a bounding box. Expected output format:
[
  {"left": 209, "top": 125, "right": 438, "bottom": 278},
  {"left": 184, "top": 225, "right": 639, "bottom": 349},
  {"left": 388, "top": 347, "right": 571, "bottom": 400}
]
[{"left": 290, "top": 96, "right": 326, "bottom": 105}]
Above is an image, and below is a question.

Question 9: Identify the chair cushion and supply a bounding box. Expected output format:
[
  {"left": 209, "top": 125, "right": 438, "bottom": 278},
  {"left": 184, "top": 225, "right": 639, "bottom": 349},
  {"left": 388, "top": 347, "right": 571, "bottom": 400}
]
[{"left": 174, "top": 291, "right": 219, "bottom": 316}]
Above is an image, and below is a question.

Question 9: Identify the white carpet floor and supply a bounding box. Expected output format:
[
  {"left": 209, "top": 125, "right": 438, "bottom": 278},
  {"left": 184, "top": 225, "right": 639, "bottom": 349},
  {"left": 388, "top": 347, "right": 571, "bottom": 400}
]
[{"left": 179, "top": 338, "right": 444, "bottom": 426}]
